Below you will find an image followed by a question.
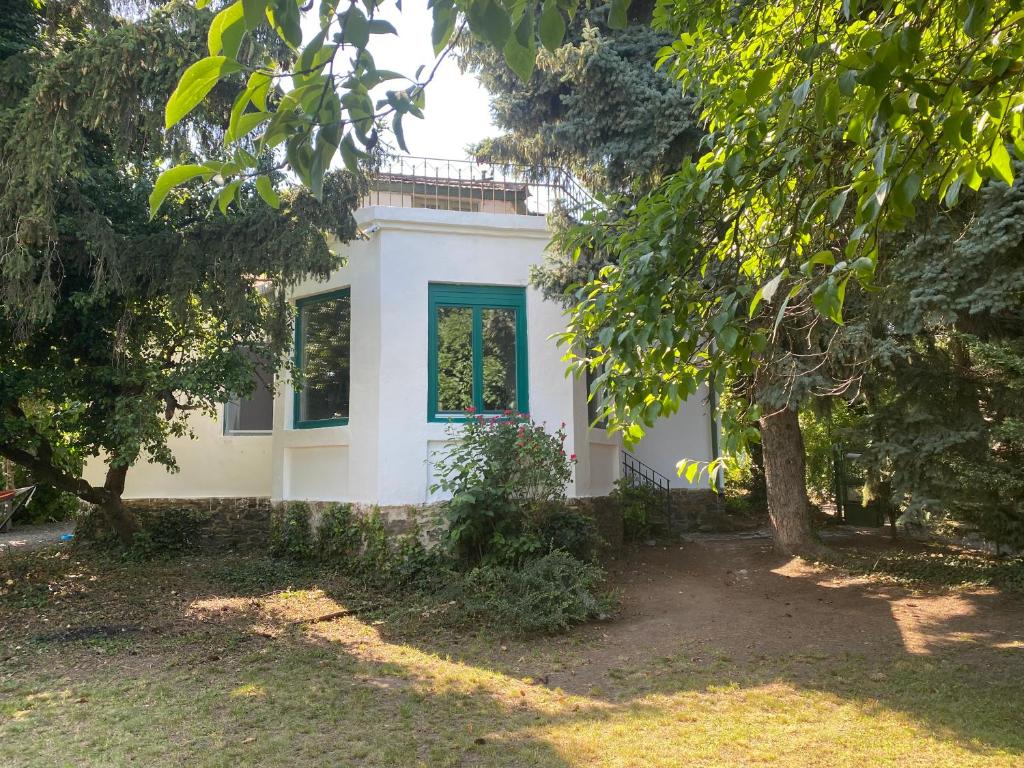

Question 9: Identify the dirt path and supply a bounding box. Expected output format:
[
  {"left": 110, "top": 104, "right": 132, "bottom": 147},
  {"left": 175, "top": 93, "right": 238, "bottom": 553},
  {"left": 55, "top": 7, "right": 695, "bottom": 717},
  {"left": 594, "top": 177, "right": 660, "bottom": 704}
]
[
  {"left": 0, "top": 521, "right": 74, "bottom": 553},
  {"left": 548, "top": 530, "right": 1024, "bottom": 691}
]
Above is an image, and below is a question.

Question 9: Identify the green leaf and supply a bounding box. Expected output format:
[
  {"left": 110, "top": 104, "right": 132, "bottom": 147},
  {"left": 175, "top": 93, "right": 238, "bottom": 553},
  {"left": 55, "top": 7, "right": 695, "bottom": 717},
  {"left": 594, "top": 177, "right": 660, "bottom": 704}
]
[
  {"left": 608, "top": 0, "right": 629, "bottom": 29},
  {"left": 339, "top": 132, "right": 367, "bottom": 173},
  {"left": 217, "top": 180, "right": 241, "bottom": 214},
  {"left": 342, "top": 6, "right": 370, "bottom": 48},
  {"left": 241, "top": 0, "right": 266, "bottom": 30},
  {"left": 393, "top": 112, "right": 408, "bottom": 152},
  {"left": 266, "top": 0, "right": 302, "bottom": 48},
  {"left": 719, "top": 325, "right": 739, "bottom": 351},
  {"left": 792, "top": 78, "right": 811, "bottom": 106},
  {"left": 247, "top": 70, "right": 272, "bottom": 111},
  {"left": 539, "top": 0, "right": 566, "bottom": 51},
  {"left": 894, "top": 171, "right": 922, "bottom": 207},
  {"left": 165, "top": 56, "right": 243, "bottom": 129},
  {"left": 231, "top": 111, "right": 271, "bottom": 141},
  {"left": 368, "top": 19, "right": 398, "bottom": 35},
  {"left": 148, "top": 164, "right": 210, "bottom": 218},
  {"left": 466, "top": 0, "right": 511, "bottom": 49},
  {"left": 746, "top": 69, "right": 773, "bottom": 104},
  {"left": 208, "top": 2, "right": 245, "bottom": 58},
  {"left": 829, "top": 188, "right": 850, "bottom": 222},
  {"left": 255, "top": 175, "right": 280, "bottom": 208},
  {"left": 431, "top": 0, "right": 457, "bottom": 55},
  {"left": 988, "top": 139, "right": 1014, "bottom": 185},
  {"left": 503, "top": 26, "right": 536, "bottom": 81}
]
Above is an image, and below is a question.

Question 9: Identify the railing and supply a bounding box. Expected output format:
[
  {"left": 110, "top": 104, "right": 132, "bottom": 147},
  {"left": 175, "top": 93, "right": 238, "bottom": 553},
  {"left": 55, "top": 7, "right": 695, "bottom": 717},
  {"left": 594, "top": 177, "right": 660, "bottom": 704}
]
[
  {"left": 621, "top": 450, "right": 672, "bottom": 517},
  {"left": 363, "top": 155, "right": 594, "bottom": 218}
]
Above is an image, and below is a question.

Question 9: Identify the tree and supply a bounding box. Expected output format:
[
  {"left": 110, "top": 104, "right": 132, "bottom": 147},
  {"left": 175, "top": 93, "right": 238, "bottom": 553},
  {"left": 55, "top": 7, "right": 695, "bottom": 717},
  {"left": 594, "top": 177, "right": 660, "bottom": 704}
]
[
  {"left": 458, "top": 1, "right": 699, "bottom": 194},
  {"left": 458, "top": 1, "right": 702, "bottom": 302},
  {"left": 148, "top": 0, "right": 635, "bottom": 212},
  {"left": 0, "top": 0, "right": 364, "bottom": 543},
  {"left": 850, "top": 170, "right": 1024, "bottom": 549},
  {"left": 557, "top": 0, "right": 1024, "bottom": 556}
]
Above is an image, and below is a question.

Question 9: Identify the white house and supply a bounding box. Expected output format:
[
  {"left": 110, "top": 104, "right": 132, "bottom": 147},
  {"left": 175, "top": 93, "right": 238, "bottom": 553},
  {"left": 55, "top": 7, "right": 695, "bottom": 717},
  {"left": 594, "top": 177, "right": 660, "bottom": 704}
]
[{"left": 84, "top": 160, "right": 717, "bottom": 510}]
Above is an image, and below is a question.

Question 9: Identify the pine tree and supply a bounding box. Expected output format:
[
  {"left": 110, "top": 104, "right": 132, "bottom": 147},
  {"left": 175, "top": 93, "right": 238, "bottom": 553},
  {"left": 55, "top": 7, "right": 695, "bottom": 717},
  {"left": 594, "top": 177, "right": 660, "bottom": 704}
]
[{"left": 0, "top": 0, "right": 365, "bottom": 543}]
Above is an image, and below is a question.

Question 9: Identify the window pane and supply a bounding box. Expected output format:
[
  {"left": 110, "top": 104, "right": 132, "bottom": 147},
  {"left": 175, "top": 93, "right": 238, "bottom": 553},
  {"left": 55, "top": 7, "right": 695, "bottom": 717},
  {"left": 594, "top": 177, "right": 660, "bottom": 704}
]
[
  {"left": 225, "top": 375, "right": 273, "bottom": 433},
  {"left": 482, "top": 307, "right": 517, "bottom": 412},
  {"left": 436, "top": 306, "right": 473, "bottom": 412},
  {"left": 299, "top": 294, "right": 350, "bottom": 423}
]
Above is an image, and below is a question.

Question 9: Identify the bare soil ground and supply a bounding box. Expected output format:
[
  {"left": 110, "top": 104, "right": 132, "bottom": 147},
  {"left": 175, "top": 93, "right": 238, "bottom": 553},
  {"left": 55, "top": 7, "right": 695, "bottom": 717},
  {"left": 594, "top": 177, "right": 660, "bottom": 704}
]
[
  {"left": 2, "top": 529, "right": 1022, "bottom": 767},
  {"left": 548, "top": 529, "right": 1023, "bottom": 693}
]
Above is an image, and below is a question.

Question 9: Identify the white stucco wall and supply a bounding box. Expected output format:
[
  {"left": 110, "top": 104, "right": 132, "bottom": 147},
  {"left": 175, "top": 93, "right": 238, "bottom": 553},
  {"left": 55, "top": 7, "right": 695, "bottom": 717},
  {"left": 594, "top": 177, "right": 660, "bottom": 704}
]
[
  {"left": 631, "top": 386, "right": 716, "bottom": 490},
  {"left": 82, "top": 413, "right": 273, "bottom": 499},
  {"left": 87, "top": 204, "right": 714, "bottom": 505},
  {"left": 273, "top": 206, "right": 580, "bottom": 506}
]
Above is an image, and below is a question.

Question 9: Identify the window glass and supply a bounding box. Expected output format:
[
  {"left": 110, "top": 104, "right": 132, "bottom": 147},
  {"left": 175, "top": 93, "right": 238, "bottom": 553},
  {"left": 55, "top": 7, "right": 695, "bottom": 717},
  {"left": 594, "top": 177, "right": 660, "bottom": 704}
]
[
  {"left": 297, "top": 291, "right": 350, "bottom": 425},
  {"left": 225, "top": 375, "right": 273, "bottom": 433},
  {"left": 428, "top": 284, "right": 527, "bottom": 419},
  {"left": 436, "top": 306, "right": 474, "bottom": 412},
  {"left": 482, "top": 307, "right": 517, "bottom": 411}
]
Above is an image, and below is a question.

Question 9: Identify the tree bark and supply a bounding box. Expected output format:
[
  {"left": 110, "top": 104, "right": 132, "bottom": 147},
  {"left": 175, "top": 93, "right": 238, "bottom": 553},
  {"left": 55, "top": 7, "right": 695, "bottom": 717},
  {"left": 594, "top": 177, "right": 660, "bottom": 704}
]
[
  {"left": 759, "top": 406, "right": 830, "bottom": 559},
  {"left": 100, "top": 464, "right": 139, "bottom": 546}
]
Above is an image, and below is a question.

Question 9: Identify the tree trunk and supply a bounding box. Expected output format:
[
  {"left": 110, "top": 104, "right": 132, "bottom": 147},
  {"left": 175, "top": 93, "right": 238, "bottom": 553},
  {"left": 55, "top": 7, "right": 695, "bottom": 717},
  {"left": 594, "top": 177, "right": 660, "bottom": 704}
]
[
  {"left": 100, "top": 464, "right": 139, "bottom": 546},
  {"left": 759, "top": 406, "right": 830, "bottom": 559}
]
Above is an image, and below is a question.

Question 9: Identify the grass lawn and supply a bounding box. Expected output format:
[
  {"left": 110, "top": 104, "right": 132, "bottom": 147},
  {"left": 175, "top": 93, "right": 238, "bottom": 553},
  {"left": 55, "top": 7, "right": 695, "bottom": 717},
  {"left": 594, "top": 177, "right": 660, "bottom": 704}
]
[{"left": 1, "top": 534, "right": 1022, "bottom": 767}]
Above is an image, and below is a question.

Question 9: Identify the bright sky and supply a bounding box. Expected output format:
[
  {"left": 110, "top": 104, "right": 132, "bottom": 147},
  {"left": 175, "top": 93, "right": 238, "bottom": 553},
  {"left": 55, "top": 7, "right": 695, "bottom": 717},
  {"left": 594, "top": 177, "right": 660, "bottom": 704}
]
[{"left": 304, "top": 6, "right": 499, "bottom": 160}]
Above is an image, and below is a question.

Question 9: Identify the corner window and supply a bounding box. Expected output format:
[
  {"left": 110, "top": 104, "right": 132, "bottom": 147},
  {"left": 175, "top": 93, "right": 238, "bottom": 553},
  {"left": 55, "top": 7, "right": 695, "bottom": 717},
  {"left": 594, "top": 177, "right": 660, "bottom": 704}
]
[
  {"left": 224, "top": 360, "right": 273, "bottom": 434},
  {"left": 428, "top": 284, "right": 528, "bottom": 420},
  {"left": 293, "top": 289, "right": 351, "bottom": 428}
]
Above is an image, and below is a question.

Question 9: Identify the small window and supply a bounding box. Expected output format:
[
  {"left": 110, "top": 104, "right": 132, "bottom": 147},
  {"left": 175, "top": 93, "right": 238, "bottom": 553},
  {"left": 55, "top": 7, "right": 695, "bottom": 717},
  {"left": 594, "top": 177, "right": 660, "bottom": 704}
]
[
  {"left": 428, "top": 284, "right": 528, "bottom": 420},
  {"left": 293, "top": 289, "right": 351, "bottom": 428},
  {"left": 224, "top": 363, "right": 274, "bottom": 434}
]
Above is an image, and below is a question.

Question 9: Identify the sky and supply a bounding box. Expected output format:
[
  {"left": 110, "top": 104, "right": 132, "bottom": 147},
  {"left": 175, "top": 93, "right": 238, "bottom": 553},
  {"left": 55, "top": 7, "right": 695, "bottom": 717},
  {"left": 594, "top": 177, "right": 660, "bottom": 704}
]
[{"left": 341, "top": 6, "right": 498, "bottom": 160}]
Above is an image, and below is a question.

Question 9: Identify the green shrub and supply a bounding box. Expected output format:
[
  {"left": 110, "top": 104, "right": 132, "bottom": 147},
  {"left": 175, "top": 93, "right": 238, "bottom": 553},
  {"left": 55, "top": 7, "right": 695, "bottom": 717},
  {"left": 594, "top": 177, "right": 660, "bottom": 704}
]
[
  {"left": 450, "top": 551, "right": 612, "bottom": 635},
  {"left": 612, "top": 480, "right": 662, "bottom": 541},
  {"left": 431, "top": 413, "right": 577, "bottom": 566},
  {"left": 530, "top": 503, "right": 601, "bottom": 562},
  {"left": 75, "top": 504, "right": 210, "bottom": 558},
  {"left": 317, "top": 503, "right": 361, "bottom": 561},
  {"left": 269, "top": 502, "right": 315, "bottom": 560}
]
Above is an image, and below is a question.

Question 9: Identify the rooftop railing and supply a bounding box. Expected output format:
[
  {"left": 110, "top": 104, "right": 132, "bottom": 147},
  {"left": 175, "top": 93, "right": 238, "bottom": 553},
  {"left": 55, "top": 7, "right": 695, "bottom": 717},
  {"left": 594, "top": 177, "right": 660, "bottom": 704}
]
[{"left": 363, "top": 155, "right": 594, "bottom": 218}]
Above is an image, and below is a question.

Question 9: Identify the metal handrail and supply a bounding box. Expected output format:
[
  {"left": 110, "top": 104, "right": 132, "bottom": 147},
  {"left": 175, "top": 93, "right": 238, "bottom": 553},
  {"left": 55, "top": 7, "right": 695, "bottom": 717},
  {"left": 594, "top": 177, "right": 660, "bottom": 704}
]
[
  {"left": 621, "top": 450, "right": 672, "bottom": 517},
  {"left": 363, "top": 155, "right": 595, "bottom": 218}
]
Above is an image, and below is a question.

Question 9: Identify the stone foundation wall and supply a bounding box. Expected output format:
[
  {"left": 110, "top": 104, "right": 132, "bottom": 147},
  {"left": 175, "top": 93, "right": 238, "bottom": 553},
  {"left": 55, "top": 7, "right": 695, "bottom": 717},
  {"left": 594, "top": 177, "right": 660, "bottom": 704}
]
[
  {"left": 124, "top": 497, "right": 272, "bottom": 550},
  {"left": 107, "top": 489, "right": 746, "bottom": 552},
  {"left": 570, "top": 496, "right": 624, "bottom": 554},
  {"left": 110, "top": 496, "right": 628, "bottom": 554}
]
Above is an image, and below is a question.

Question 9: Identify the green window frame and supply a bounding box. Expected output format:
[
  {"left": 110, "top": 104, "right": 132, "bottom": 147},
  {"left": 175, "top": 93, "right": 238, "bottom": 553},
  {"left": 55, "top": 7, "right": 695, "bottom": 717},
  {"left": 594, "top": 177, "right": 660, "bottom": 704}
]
[
  {"left": 293, "top": 288, "right": 351, "bottom": 429},
  {"left": 428, "top": 283, "right": 529, "bottom": 421}
]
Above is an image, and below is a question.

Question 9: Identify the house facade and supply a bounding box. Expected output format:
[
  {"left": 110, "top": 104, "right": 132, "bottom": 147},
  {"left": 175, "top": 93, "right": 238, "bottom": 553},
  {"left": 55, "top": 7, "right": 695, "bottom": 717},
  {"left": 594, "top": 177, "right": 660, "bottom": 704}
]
[{"left": 84, "top": 163, "right": 717, "bottom": 509}]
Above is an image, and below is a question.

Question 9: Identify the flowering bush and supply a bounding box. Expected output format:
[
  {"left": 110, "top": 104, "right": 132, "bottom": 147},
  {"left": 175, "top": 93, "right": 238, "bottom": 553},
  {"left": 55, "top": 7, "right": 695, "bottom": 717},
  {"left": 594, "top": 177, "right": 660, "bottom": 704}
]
[{"left": 431, "top": 412, "right": 589, "bottom": 566}]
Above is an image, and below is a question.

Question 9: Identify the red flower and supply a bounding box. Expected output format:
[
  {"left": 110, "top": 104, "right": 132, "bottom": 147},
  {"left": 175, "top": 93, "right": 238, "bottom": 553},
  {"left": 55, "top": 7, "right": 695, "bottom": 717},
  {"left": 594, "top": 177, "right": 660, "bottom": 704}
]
[
  {"left": 466, "top": 406, "right": 475, "bottom": 413},
  {"left": 570, "top": 453, "right": 577, "bottom": 461}
]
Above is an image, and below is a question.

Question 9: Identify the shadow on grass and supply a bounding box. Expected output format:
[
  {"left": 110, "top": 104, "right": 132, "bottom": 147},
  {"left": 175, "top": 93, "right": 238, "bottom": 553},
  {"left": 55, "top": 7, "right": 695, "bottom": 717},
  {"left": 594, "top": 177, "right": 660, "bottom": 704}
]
[{"left": 2, "top": 539, "right": 1023, "bottom": 766}]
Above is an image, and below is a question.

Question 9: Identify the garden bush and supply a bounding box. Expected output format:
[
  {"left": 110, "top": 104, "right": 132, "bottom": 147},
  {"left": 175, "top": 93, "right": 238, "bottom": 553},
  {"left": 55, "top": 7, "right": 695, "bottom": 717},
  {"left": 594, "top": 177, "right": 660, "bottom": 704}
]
[
  {"left": 75, "top": 504, "right": 210, "bottom": 558},
  {"left": 448, "top": 550, "right": 612, "bottom": 635},
  {"left": 430, "top": 412, "right": 587, "bottom": 566},
  {"left": 612, "top": 479, "right": 662, "bottom": 541},
  {"left": 269, "top": 502, "right": 315, "bottom": 560}
]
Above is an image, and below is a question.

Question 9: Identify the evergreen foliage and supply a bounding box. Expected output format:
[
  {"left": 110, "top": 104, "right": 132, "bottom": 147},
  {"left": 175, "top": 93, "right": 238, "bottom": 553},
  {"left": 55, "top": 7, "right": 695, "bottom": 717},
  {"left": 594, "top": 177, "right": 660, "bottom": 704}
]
[
  {"left": 459, "top": 2, "right": 699, "bottom": 194},
  {"left": 0, "top": 0, "right": 365, "bottom": 542},
  {"left": 850, "top": 171, "right": 1024, "bottom": 548}
]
